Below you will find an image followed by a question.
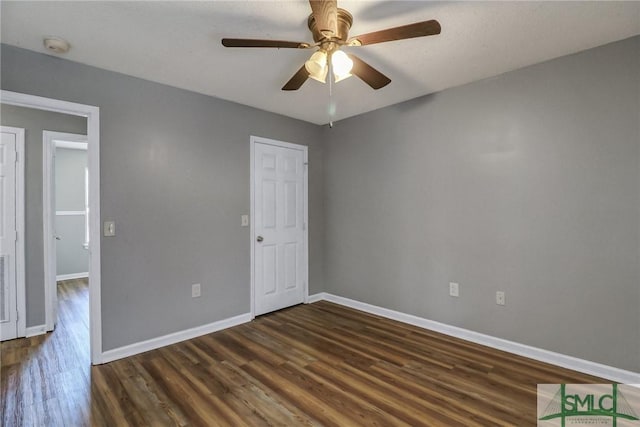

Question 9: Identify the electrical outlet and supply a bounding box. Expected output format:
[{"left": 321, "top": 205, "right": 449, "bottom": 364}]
[
  {"left": 449, "top": 282, "right": 459, "bottom": 297},
  {"left": 192, "top": 283, "right": 201, "bottom": 298},
  {"left": 496, "top": 291, "right": 505, "bottom": 306}
]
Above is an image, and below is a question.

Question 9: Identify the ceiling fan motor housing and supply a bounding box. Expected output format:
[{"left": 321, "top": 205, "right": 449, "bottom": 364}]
[{"left": 307, "top": 8, "right": 353, "bottom": 45}]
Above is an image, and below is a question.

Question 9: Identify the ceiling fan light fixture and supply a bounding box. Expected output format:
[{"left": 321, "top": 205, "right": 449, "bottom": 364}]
[
  {"left": 309, "top": 66, "right": 328, "bottom": 83},
  {"left": 305, "top": 50, "right": 328, "bottom": 83},
  {"left": 333, "top": 70, "right": 352, "bottom": 83},
  {"left": 223, "top": 1, "right": 442, "bottom": 92},
  {"left": 331, "top": 50, "right": 353, "bottom": 83}
]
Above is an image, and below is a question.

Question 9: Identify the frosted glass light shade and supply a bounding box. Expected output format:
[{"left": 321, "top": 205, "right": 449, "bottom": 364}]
[
  {"left": 331, "top": 50, "right": 353, "bottom": 83},
  {"left": 305, "top": 50, "right": 328, "bottom": 83}
]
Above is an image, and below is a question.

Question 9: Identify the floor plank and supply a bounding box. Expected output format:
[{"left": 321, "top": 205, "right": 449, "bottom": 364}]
[{"left": 1, "top": 280, "right": 607, "bottom": 426}]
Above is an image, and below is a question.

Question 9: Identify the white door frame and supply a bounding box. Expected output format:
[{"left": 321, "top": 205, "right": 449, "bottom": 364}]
[
  {"left": 1, "top": 90, "right": 103, "bottom": 364},
  {"left": 43, "top": 131, "right": 88, "bottom": 331},
  {"left": 249, "top": 135, "right": 309, "bottom": 318},
  {"left": 0, "top": 126, "right": 26, "bottom": 339}
]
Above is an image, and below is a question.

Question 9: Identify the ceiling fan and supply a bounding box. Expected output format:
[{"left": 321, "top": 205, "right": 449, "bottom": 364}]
[{"left": 222, "top": 0, "right": 441, "bottom": 91}]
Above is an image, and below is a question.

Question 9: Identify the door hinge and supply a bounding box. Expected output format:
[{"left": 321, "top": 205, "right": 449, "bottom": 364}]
[
  {"left": 15, "top": 151, "right": 19, "bottom": 163},
  {"left": 14, "top": 230, "right": 18, "bottom": 242},
  {"left": 16, "top": 310, "right": 19, "bottom": 321}
]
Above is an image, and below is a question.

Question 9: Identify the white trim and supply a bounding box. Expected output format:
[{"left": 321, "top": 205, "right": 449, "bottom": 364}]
[
  {"left": 302, "top": 148, "right": 309, "bottom": 304},
  {"left": 55, "top": 140, "right": 87, "bottom": 150},
  {"left": 15, "top": 129, "right": 26, "bottom": 338},
  {"left": 2, "top": 90, "right": 103, "bottom": 365},
  {"left": 43, "top": 131, "right": 55, "bottom": 331},
  {"left": 56, "top": 211, "right": 85, "bottom": 216},
  {"left": 306, "top": 293, "right": 326, "bottom": 304},
  {"left": 50, "top": 132, "right": 87, "bottom": 143},
  {"left": 25, "top": 324, "right": 47, "bottom": 338},
  {"left": 101, "top": 312, "right": 252, "bottom": 363},
  {"left": 251, "top": 136, "right": 310, "bottom": 152},
  {"left": 250, "top": 139, "right": 255, "bottom": 318},
  {"left": 56, "top": 272, "right": 89, "bottom": 281},
  {"left": 1, "top": 126, "right": 27, "bottom": 338},
  {"left": 249, "top": 136, "right": 309, "bottom": 318},
  {"left": 308, "top": 293, "right": 640, "bottom": 384}
]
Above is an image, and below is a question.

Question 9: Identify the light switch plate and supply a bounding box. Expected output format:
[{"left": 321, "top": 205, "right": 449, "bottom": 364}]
[
  {"left": 192, "top": 283, "right": 201, "bottom": 298},
  {"left": 104, "top": 221, "right": 115, "bottom": 237},
  {"left": 449, "top": 282, "right": 459, "bottom": 297},
  {"left": 241, "top": 214, "right": 249, "bottom": 227}
]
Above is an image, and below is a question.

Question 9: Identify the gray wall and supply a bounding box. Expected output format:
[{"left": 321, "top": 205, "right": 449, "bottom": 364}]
[
  {"left": 55, "top": 216, "right": 89, "bottom": 276},
  {"left": 55, "top": 147, "right": 89, "bottom": 276},
  {"left": 0, "top": 105, "right": 87, "bottom": 327},
  {"left": 323, "top": 36, "right": 640, "bottom": 372},
  {"left": 3, "top": 37, "right": 638, "bottom": 372},
  {"left": 55, "top": 147, "right": 87, "bottom": 211},
  {"left": 1, "top": 44, "right": 325, "bottom": 350}
]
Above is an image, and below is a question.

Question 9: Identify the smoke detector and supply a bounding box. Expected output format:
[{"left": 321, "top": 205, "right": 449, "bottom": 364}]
[{"left": 43, "top": 37, "right": 70, "bottom": 54}]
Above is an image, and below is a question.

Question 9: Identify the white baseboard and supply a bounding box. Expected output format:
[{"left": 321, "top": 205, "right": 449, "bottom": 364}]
[
  {"left": 56, "top": 272, "right": 89, "bottom": 281},
  {"left": 25, "top": 324, "right": 47, "bottom": 337},
  {"left": 308, "top": 292, "right": 640, "bottom": 384},
  {"left": 306, "top": 293, "right": 325, "bottom": 304},
  {"left": 100, "top": 312, "right": 252, "bottom": 364}
]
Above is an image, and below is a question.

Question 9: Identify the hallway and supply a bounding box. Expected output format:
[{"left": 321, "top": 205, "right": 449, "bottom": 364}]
[{"left": 1, "top": 279, "right": 90, "bottom": 425}]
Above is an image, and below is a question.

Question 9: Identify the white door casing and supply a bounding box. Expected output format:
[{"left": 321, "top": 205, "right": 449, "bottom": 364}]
[
  {"left": 0, "top": 126, "right": 25, "bottom": 341},
  {"left": 251, "top": 136, "right": 308, "bottom": 316},
  {"left": 1, "top": 90, "right": 102, "bottom": 364}
]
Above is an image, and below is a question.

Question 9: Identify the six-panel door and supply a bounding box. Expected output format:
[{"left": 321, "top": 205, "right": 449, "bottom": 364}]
[
  {"left": 0, "top": 130, "right": 18, "bottom": 341},
  {"left": 254, "top": 142, "right": 305, "bottom": 316}
]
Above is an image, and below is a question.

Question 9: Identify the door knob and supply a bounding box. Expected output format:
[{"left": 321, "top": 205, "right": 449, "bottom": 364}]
[
  {"left": 55, "top": 235, "right": 62, "bottom": 241},
  {"left": 256, "top": 236, "right": 264, "bottom": 242}
]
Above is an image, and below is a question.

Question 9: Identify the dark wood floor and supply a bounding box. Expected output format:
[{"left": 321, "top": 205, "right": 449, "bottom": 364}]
[
  {"left": 1, "top": 278, "right": 90, "bottom": 426},
  {"left": 2, "top": 279, "right": 605, "bottom": 426}
]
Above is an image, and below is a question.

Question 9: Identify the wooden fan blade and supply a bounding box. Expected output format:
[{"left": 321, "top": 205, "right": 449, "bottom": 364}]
[
  {"left": 348, "top": 54, "right": 391, "bottom": 90},
  {"left": 282, "top": 65, "right": 310, "bottom": 91},
  {"left": 348, "top": 20, "right": 441, "bottom": 46},
  {"left": 309, "top": 0, "right": 338, "bottom": 37},
  {"left": 222, "top": 38, "right": 310, "bottom": 49}
]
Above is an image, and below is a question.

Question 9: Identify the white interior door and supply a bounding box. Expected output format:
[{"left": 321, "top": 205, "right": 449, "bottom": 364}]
[
  {"left": 1, "top": 128, "right": 20, "bottom": 340},
  {"left": 253, "top": 139, "right": 307, "bottom": 316}
]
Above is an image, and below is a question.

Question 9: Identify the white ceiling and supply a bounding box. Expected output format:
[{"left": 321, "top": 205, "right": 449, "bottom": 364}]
[{"left": 2, "top": 1, "right": 639, "bottom": 125}]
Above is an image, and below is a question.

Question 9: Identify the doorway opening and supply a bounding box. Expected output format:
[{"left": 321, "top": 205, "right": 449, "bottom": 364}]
[
  {"left": 43, "top": 131, "right": 88, "bottom": 331},
  {"left": 0, "top": 90, "right": 102, "bottom": 364}
]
